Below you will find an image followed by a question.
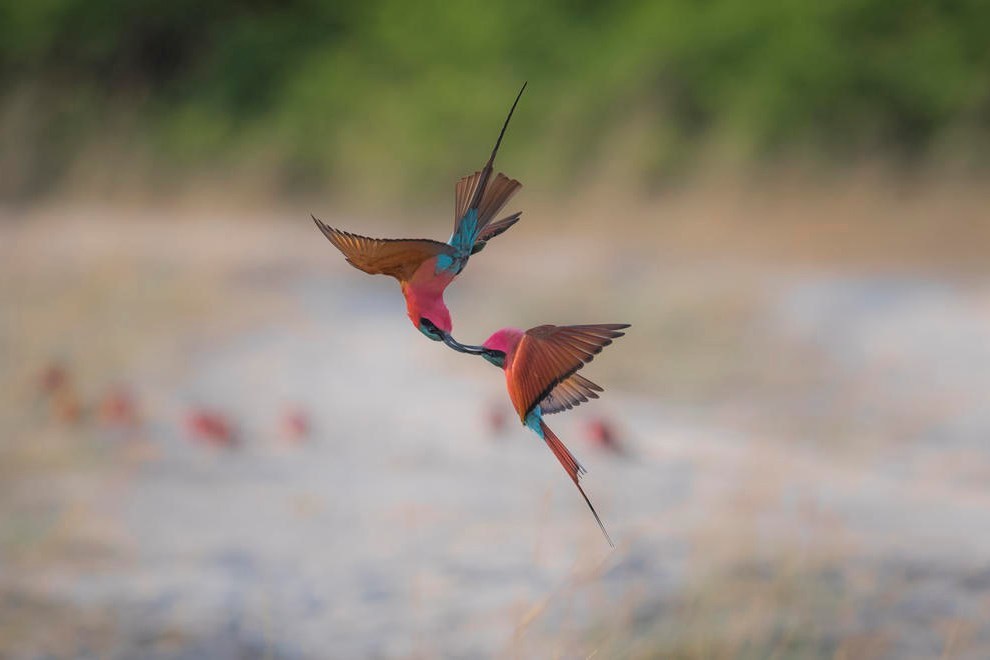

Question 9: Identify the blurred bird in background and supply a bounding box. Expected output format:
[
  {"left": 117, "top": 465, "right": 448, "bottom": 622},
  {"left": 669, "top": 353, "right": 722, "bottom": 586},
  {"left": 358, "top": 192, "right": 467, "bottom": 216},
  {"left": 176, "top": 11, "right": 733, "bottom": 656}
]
[
  {"left": 38, "top": 360, "right": 83, "bottom": 424},
  {"left": 280, "top": 406, "right": 310, "bottom": 445},
  {"left": 97, "top": 386, "right": 140, "bottom": 429},
  {"left": 585, "top": 416, "right": 626, "bottom": 455},
  {"left": 186, "top": 408, "right": 238, "bottom": 449},
  {"left": 483, "top": 400, "right": 510, "bottom": 437}
]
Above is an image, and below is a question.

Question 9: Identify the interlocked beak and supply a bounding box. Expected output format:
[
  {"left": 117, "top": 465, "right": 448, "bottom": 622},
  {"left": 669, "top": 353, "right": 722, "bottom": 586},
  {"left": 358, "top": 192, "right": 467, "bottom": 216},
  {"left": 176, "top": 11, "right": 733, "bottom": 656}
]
[{"left": 441, "top": 332, "right": 486, "bottom": 355}]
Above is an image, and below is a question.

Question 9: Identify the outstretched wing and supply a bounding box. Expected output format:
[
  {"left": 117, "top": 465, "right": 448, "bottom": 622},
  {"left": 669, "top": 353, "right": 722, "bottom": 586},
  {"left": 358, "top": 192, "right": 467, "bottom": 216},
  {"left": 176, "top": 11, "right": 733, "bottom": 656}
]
[
  {"left": 313, "top": 217, "right": 453, "bottom": 282},
  {"left": 507, "top": 324, "right": 629, "bottom": 420},
  {"left": 540, "top": 372, "right": 604, "bottom": 415}
]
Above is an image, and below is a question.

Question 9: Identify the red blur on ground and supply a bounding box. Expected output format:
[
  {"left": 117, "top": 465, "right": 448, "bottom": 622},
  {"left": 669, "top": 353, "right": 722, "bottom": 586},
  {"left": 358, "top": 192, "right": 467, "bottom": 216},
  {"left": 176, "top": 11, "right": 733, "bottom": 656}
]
[
  {"left": 584, "top": 416, "right": 624, "bottom": 454},
  {"left": 186, "top": 409, "right": 237, "bottom": 448},
  {"left": 484, "top": 401, "right": 509, "bottom": 436},
  {"left": 281, "top": 407, "right": 310, "bottom": 444},
  {"left": 98, "top": 387, "right": 140, "bottom": 428},
  {"left": 39, "top": 362, "right": 69, "bottom": 395}
]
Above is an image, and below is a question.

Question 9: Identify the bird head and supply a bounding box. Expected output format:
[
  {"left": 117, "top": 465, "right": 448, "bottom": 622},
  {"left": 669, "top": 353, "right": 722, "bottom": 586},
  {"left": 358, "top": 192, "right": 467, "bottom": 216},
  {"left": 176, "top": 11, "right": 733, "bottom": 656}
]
[
  {"left": 481, "top": 328, "right": 523, "bottom": 353},
  {"left": 440, "top": 327, "right": 521, "bottom": 369},
  {"left": 479, "top": 328, "right": 523, "bottom": 367}
]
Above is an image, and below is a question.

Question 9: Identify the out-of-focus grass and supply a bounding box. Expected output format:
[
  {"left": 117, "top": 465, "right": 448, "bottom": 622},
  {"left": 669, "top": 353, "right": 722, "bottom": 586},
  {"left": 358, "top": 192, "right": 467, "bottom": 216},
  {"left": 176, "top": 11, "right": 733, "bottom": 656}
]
[
  {"left": 0, "top": 590, "right": 119, "bottom": 659},
  {"left": 0, "top": 210, "right": 296, "bottom": 577},
  {"left": 514, "top": 452, "right": 988, "bottom": 659},
  {"left": 589, "top": 558, "right": 877, "bottom": 659},
  {"left": 577, "top": 549, "right": 989, "bottom": 659},
  {"left": 2, "top": 1, "right": 989, "bottom": 200}
]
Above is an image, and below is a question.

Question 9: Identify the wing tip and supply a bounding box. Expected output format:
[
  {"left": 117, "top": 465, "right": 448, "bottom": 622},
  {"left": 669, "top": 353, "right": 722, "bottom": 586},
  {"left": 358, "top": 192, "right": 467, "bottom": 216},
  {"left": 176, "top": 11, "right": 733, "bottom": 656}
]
[
  {"left": 600, "top": 323, "right": 631, "bottom": 337},
  {"left": 311, "top": 214, "right": 337, "bottom": 239}
]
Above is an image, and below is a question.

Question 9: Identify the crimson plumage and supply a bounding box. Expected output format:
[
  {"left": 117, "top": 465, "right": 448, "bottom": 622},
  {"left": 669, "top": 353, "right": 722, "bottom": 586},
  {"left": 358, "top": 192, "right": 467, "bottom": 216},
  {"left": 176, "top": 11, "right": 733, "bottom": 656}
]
[
  {"left": 466, "top": 323, "right": 630, "bottom": 546},
  {"left": 312, "top": 84, "right": 526, "bottom": 341}
]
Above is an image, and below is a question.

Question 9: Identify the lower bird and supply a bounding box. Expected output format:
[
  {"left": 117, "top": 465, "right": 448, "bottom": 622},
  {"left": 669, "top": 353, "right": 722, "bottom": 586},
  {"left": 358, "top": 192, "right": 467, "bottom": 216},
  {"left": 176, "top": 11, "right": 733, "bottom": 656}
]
[{"left": 444, "top": 323, "right": 629, "bottom": 547}]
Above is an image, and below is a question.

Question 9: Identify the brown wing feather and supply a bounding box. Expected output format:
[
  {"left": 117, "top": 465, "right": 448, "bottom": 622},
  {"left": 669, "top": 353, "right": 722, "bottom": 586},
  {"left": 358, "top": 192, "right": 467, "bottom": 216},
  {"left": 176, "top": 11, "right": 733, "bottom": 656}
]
[
  {"left": 507, "top": 324, "right": 629, "bottom": 419},
  {"left": 453, "top": 171, "right": 522, "bottom": 241},
  {"left": 540, "top": 373, "right": 604, "bottom": 415},
  {"left": 313, "top": 217, "right": 452, "bottom": 282}
]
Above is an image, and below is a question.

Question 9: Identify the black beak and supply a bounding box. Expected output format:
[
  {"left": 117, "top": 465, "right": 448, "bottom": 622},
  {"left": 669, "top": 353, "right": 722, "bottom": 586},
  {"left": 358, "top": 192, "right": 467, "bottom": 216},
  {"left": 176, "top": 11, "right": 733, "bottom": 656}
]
[{"left": 441, "top": 332, "right": 486, "bottom": 355}]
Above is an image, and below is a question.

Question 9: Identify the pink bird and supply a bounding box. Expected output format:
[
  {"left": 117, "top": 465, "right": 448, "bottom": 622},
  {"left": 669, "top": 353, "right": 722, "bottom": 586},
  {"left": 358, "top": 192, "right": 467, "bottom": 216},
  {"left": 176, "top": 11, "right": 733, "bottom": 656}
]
[
  {"left": 280, "top": 406, "right": 310, "bottom": 444},
  {"left": 444, "top": 323, "right": 629, "bottom": 547},
  {"left": 98, "top": 386, "right": 139, "bottom": 428},
  {"left": 585, "top": 416, "right": 624, "bottom": 455},
  {"left": 484, "top": 400, "right": 509, "bottom": 436},
  {"left": 39, "top": 361, "right": 69, "bottom": 395},
  {"left": 312, "top": 84, "right": 526, "bottom": 343},
  {"left": 53, "top": 390, "right": 83, "bottom": 424},
  {"left": 186, "top": 409, "right": 237, "bottom": 448},
  {"left": 38, "top": 361, "right": 83, "bottom": 423}
]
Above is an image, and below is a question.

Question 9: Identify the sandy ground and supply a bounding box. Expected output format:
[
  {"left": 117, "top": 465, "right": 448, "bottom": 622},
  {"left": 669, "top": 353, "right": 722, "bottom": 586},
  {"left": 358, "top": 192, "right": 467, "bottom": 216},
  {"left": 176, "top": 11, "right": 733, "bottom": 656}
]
[{"left": 1, "top": 202, "right": 990, "bottom": 658}]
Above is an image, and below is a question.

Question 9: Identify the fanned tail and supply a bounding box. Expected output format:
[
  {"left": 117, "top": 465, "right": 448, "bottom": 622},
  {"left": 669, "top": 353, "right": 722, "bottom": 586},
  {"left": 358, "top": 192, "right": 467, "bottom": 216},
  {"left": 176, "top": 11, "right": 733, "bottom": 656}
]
[
  {"left": 539, "top": 420, "right": 614, "bottom": 548},
  {"left": 452, "top": 174, "right": 521, "bottom": 252}
]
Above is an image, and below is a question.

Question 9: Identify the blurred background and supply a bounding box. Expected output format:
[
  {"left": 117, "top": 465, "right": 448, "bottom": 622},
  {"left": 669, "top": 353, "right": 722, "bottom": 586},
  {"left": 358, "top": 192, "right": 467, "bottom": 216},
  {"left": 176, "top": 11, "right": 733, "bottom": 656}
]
[{"left": 2, "top": 1, "right": 990, "bottom": 658}]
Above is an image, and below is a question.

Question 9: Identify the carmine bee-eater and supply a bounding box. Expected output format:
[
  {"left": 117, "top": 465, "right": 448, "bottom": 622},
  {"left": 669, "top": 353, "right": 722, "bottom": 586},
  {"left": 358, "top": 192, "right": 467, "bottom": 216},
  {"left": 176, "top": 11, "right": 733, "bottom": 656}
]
[
  {"left": 313, "top": 83, "right": 527, "bottom": 342},
  {"left": 444, "top": 323, "right": 630, "bottom": 547}
]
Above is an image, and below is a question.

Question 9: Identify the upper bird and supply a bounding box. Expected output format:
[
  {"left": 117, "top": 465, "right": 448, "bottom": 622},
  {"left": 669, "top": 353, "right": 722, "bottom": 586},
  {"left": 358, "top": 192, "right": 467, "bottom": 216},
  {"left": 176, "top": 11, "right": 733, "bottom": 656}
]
[
  {"left": 443, "top": 323, "right": 630, "bottom": 547},
  {"left": 313, "top": 83, "right": 527, "bottom": 342}
]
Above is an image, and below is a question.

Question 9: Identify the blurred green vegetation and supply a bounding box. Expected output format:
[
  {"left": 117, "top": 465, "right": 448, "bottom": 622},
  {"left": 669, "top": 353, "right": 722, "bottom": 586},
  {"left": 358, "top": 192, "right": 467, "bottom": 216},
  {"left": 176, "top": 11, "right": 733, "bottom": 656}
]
[{"left": 1, "top": 0, "right": 989, "bottom": 200}]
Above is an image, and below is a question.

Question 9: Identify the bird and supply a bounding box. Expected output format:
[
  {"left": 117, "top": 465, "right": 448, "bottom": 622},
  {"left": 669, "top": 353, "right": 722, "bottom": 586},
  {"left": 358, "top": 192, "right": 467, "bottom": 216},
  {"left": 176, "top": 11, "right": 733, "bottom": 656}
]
[
  {"left": 483, "top": 400, "right": 509, "bottom": 436},
  {"left": 186, "top": 408, "right": 237, "bottom": 449},
  {"left": 39, "top": 361, "right": 69, "bottom": 395},
  {"left": 37, "top": 360, "right": 83, "bottom": 423},
  {"left": 98, "top": 386, "right": 140, "bottom": 428},
  {"left": 312, "top": 83, "right": 527, "bottom": 342},
  {"left": 443, "top": 323, "right": 630, "bottom": 547},
  {"left": 280, "top": 406, "right": 310, "bottom": 444},
  {"left": 585, "top": 416, "right": 625, "bottom": 455}
]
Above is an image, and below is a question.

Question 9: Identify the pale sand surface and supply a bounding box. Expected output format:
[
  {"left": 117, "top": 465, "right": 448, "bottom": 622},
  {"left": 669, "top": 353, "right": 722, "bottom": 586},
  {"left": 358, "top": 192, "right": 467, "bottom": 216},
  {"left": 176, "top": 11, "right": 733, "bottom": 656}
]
[{"left": 2, "top": 202, "right": 989, "bottom": 658}]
